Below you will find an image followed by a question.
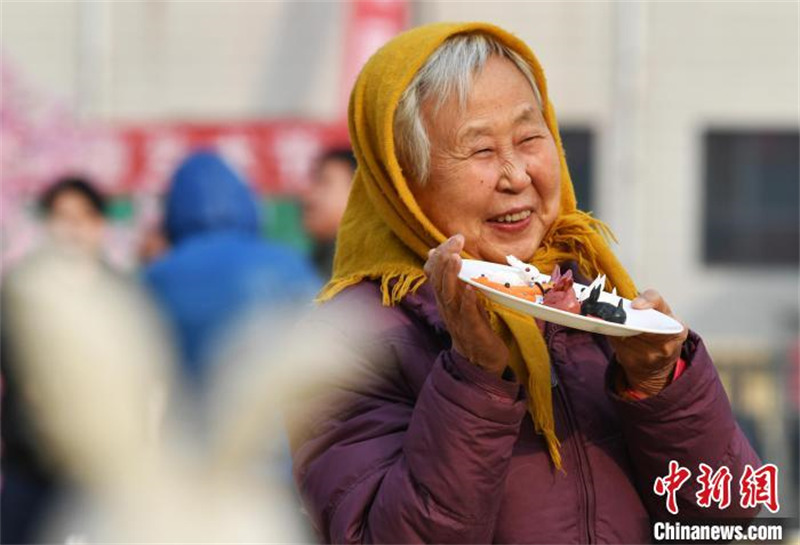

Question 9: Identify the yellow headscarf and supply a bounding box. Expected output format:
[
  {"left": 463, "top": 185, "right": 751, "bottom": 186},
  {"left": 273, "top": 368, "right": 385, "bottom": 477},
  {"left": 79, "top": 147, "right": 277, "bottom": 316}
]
[{"left": 318, "top": 21, "right": 638, "bottom": 470}]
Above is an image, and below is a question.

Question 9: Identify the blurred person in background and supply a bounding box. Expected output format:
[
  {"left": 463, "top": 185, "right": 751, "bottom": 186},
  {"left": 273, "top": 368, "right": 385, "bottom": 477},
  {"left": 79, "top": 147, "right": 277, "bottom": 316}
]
[
  {"left": 301, "top": 148, "right": 356, "bottom": 279},
  {"left": 144, "top": 150, "right": 321, "bottom": 387},
  {"left": 289, "top": 23, "right": 762, "bottom": 543},
  {"left": 39, "top": 176, "right": 108, "bottom": 259}
]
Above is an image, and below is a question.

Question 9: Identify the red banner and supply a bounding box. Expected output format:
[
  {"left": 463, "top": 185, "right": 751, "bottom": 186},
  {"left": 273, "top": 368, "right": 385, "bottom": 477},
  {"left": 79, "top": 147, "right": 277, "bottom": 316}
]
[{"left": 115, "top": 121, "right": 350, "bottom": 196}]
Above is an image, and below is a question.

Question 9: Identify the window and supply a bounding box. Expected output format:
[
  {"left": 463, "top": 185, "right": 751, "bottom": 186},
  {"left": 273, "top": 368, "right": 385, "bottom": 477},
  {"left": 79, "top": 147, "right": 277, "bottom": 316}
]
[
  {"left": 560, "top": 127, "right": 594, "bottom": 212},
  {"left": 704, "top": 130, "right": 799, "bottom": 266}
]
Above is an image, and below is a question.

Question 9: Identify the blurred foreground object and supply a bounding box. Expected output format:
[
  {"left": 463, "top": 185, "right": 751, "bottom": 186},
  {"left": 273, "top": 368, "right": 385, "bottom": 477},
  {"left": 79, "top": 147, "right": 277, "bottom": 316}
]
[
  {"left": 2, "top": 247, "right": 175, "bottom": 542},
  {"left": 1, "top": 244, "right": 353, "bottom": 542}
]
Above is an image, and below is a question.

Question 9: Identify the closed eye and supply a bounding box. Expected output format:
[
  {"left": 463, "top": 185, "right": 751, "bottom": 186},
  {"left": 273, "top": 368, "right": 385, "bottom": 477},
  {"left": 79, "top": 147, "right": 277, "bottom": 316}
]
[{"left": 472, "top": 148, "right": 494, "bottom": 157}]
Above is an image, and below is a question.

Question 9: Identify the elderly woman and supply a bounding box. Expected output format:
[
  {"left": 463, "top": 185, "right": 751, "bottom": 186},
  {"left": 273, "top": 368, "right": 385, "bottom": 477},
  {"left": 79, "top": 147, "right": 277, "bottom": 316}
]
[{"left": 291, "top": 22, "right": 760, "bottom": 543}]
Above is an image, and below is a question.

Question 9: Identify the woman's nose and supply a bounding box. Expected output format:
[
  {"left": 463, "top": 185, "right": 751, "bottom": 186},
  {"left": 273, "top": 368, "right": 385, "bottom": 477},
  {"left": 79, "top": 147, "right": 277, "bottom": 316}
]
[{"left": 497, "top": 153, "right": 531, "bottom": 193}]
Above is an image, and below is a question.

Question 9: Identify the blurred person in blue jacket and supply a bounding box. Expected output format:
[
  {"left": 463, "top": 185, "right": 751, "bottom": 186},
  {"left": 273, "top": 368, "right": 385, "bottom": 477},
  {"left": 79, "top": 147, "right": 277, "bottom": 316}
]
[{"left": 144, "top": 151, "right": 321, "bottom": 385}]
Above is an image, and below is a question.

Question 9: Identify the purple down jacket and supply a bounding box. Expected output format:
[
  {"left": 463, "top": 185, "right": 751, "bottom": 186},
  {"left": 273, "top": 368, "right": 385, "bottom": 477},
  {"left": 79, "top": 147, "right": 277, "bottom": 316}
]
[{"left": 290, "top": 273, "right": 761, "bottom": 544}]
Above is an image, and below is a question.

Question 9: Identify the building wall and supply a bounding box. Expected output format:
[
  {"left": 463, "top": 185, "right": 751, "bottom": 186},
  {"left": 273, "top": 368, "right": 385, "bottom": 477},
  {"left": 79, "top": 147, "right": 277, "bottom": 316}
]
[
  {"left": 2, "top": 1, "right": 347, "bottom": 120},
  {"left": 3, "top": 2, "right": 80, "bottom": 108}
]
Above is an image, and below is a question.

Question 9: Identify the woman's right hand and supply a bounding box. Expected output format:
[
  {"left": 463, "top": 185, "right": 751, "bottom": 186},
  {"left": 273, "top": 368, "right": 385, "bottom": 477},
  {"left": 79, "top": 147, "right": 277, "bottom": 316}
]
[{"left": 424, "top": 235, "right": 510, "bottom": 377}]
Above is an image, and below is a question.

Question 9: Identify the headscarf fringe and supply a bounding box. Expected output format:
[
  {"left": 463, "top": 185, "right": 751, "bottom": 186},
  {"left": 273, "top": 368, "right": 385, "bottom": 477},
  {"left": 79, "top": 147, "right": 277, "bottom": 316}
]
[
  {"left": 381, "top": 271, "right": 427, "bottom": 306},
  {"left": 527, "top": 370, "right": 563, "bottom": 471},
  {"left": 317, "top": 268, "right": 427, "bottom": 307},
  {"left": 316, "top": 275, "right": 368, "bottom": 304}
]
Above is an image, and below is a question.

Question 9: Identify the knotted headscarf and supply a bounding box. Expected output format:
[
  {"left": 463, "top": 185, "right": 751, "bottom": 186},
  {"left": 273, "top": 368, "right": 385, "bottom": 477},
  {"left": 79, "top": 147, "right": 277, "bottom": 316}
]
[{"left": 318, "top": 21, "right": 638, "bottom": 470}]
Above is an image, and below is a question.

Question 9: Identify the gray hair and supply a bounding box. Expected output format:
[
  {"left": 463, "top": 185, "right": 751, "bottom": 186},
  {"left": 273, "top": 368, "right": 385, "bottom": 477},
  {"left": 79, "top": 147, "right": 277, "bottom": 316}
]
[{"left": 393, "top": 32, "right": 542, "bottom": 185}]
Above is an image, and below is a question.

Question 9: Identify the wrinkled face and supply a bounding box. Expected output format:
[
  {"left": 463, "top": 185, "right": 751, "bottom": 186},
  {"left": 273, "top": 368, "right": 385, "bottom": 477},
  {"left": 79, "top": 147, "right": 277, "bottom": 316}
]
[
  {"left": 411, "top": 55, "right": 562, "bottom": 263},
  {"left": 47, "top": 191, "right": 106, "bottom": 255},
  {"left": 302, "top": 158, "right": 354, "bottom": 241}
]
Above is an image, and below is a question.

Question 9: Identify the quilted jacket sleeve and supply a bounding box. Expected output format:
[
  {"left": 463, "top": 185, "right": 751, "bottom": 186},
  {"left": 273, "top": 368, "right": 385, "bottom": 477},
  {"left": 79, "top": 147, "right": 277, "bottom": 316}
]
[
  {"left": 607, "top": 330, "right": 762, "bottom": 520},
  {"left": 291, "top": 339, "right": 526, "bottom": 544}
]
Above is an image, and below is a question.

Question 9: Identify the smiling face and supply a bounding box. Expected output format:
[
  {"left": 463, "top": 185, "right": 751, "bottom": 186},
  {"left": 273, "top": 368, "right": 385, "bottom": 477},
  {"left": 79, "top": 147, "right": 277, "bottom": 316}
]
[{"left": 410, "top": 55, "right": 562, "bottom": 264}]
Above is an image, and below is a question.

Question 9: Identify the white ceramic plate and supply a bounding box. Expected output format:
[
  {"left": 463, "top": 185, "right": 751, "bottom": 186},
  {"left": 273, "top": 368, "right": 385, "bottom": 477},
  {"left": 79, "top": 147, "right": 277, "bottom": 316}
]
[{"left": 458, "top": 259, "right": 684, "bottom": 337}]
